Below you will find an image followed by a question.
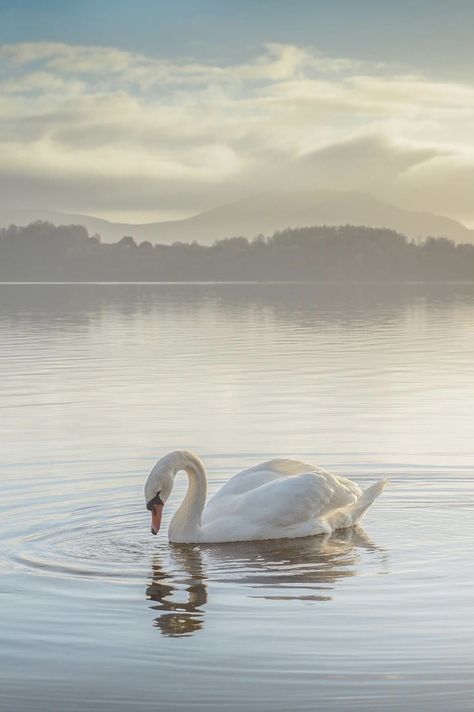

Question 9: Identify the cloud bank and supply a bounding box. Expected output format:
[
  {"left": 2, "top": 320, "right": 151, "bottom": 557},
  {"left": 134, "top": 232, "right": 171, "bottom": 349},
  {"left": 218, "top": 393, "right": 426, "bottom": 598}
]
[{"left": 0, "top": 41, "right": 473, "bottom": 223}]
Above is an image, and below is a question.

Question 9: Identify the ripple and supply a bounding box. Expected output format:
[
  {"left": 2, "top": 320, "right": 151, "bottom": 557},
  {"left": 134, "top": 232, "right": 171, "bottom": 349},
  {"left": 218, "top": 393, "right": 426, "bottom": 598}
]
[{"left": 0, "top": 482, "right": 158, "bottom": 581}]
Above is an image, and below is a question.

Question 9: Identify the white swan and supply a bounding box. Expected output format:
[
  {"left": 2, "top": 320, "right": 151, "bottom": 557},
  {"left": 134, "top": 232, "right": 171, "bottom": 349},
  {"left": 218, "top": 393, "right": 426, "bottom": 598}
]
[{"left": 144, "top": 450, "right": 387, "bottom": 544}]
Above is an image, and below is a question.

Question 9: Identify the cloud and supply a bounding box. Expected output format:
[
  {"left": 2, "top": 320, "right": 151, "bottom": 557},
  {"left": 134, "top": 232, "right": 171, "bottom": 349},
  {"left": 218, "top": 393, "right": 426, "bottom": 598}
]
[
  {"left": 0, "top": 41, "right": 473, "bottom": 222},
  {"left": 0, "top": 41, "right": 365, "bottom": 85},
  {"left": 395, "top": 154, "right": 474, "bottom": 221},
  {"left": 296, "top": 134, "right": 442, "bottom": 189}
]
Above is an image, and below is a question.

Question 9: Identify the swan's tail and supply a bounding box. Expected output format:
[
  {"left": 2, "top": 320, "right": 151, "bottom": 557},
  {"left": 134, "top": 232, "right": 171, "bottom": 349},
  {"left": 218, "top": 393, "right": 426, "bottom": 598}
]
[{"left": 326, "top": 479, "right": 388, "bottom": 531}]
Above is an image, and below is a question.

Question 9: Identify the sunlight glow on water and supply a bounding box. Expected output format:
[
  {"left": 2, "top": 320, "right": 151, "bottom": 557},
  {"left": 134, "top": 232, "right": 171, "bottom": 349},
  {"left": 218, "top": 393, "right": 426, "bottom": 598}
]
[{"left": 1, "top": 283, "right": 474, "bottom": 711}]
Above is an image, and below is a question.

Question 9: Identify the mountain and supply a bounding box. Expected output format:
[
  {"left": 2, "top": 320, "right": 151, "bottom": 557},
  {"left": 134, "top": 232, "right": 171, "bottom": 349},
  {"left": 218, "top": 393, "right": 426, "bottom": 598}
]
[{"left": 1, "top": 191, "right": 473, "bottom": 244}]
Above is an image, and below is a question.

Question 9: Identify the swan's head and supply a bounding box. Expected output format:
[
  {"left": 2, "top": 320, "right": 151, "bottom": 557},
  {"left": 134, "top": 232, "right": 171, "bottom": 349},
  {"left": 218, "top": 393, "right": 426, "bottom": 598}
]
[{"left": 144, "top": 458, "right": 175, "bottom": 535}]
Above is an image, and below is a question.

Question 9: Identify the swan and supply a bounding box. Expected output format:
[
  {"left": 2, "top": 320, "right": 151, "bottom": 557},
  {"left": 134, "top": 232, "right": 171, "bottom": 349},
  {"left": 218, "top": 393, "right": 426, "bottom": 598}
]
[{"left": 144, "top": 450, "right": 387, "bottom": 544}]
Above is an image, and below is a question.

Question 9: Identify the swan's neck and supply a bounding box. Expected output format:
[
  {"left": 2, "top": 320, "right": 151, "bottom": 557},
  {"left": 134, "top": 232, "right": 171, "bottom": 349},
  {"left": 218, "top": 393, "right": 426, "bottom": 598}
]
[{"left": 168, "top": 451, "right": 207, "bottom": 543}]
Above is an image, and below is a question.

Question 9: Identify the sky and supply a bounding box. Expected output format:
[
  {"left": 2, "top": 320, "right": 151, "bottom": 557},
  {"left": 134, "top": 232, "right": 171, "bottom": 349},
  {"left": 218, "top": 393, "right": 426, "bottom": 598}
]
[{"left": 1, "top": 0, "right": 474, "bottom": 224}]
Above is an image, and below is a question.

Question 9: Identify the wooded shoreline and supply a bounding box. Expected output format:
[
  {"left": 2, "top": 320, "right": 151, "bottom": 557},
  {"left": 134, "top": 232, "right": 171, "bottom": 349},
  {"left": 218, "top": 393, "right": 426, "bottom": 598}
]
[{"left": 2, "top": 221, "right": 474, "bottom": 282}]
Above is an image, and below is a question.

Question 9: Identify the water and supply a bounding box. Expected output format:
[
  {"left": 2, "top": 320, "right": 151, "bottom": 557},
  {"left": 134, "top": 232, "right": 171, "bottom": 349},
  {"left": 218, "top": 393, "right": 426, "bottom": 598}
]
[{"left": 1, "top": 283, "right": 473, "bottom": 711}]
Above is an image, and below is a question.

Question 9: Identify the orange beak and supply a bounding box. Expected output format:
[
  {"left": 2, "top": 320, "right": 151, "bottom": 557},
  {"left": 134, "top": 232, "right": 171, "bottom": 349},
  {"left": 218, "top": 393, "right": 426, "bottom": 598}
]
[{"left": 150, "top": 503, "right": 164, "bottom": 535}]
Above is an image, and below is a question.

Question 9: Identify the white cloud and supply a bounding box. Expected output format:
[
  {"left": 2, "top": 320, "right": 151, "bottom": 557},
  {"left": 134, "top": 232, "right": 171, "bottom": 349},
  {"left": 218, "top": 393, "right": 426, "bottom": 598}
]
[{"left": 0, "top": 41, "right": 473, "bottom": 222}]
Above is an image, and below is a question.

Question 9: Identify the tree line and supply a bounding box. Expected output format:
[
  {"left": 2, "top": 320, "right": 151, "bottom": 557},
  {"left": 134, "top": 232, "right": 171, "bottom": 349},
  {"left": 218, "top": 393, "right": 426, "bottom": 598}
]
[{"left": 1, "top": 220, "right": 473, "bottom": 281}]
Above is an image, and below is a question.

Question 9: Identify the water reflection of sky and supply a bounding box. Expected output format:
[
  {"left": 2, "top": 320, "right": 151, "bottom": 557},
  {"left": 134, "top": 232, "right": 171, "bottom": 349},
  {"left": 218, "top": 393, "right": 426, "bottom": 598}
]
[{"left": 1, "top": 283, "right": 474, "bottom": 711}]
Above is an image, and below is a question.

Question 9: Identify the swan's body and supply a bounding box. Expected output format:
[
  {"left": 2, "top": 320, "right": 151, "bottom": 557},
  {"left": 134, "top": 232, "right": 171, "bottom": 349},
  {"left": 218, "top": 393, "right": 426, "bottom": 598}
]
[{"left": 144, "top": 450, "right": 387, "bottom": 544}]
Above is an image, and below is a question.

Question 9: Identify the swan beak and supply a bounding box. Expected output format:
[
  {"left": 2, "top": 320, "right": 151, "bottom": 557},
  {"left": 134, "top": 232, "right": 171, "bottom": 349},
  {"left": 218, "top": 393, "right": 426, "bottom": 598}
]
[{"left": 150, "top": 503, "right": 164, "bottom": 535}]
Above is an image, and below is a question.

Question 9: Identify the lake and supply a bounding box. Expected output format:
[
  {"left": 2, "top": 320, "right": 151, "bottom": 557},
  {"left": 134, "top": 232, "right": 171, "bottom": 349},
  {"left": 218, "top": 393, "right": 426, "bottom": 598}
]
[{"left": 1, "top": 282, "right": 473, "bottom": 711}]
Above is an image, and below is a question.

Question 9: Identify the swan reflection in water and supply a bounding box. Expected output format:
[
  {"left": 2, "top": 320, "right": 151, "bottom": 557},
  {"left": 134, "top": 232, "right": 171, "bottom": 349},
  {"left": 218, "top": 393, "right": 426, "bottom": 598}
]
[
  {"left": 146, "top": 546, "right": 208, "bottom": 637},
  {"left": 146, "top": 526, "right": 386, "bottom": 637}
]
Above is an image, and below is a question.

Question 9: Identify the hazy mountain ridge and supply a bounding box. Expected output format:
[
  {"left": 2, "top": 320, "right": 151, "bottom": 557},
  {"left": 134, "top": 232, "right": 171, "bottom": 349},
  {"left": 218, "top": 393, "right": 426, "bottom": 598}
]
[{"left": 1, "top": 190, "right": 473, "bottom": 245}]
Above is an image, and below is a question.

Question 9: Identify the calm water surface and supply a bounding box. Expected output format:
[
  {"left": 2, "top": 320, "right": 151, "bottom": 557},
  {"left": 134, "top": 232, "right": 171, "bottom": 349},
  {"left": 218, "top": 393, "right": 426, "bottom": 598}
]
[{"left": 1, "top": 283, "right": 473, "bottom": 711}]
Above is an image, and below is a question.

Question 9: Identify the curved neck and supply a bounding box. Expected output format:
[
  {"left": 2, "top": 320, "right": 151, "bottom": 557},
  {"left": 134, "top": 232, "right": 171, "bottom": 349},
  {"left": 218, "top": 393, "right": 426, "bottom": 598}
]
[{"left": 168, "top": 451, "right": 207, "bottom": 543}]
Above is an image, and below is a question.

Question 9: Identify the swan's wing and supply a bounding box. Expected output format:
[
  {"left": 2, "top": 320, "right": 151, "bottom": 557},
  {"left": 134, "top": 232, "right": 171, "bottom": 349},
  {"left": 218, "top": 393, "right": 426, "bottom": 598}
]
[
  {"left": 204, "top": 459, "right": 316, "bottom": 523},
  {"left": 232, "top": 472, "right": 335, "bottom": 528},
  {"left": 210, "top": 458, "right": 316, "bottom": 499},
  {"left": 316, "top": 470, "right": 362, "bottom": 509},
  {"left": 204, "top": 459, "right": 362, "bottom": 526}
]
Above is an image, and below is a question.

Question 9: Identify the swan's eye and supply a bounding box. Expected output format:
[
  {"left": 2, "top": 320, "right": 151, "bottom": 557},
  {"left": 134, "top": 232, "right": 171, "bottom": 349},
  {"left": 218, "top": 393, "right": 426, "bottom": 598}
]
[{"left": 146, "top": 491, "right": 164, "bottom": 511}]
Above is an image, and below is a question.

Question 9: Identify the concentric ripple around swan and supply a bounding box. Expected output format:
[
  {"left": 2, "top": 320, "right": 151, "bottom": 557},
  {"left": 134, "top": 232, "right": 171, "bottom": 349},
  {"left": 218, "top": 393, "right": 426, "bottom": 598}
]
[{"left": 0, "top": 476, "right": 158, "bottom": 581}]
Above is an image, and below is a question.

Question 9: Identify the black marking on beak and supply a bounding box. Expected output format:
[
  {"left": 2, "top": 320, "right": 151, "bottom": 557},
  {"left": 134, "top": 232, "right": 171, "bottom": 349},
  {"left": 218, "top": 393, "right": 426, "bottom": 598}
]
[{"left": 146, "top": 491, "right": 164, "bottom": 511}]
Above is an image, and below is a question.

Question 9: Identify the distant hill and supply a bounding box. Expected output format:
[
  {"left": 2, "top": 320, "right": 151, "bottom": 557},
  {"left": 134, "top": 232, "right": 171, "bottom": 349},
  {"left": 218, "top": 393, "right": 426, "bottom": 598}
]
[{"left": 1, "top": 190, "right": 473, "bottom": 245}]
